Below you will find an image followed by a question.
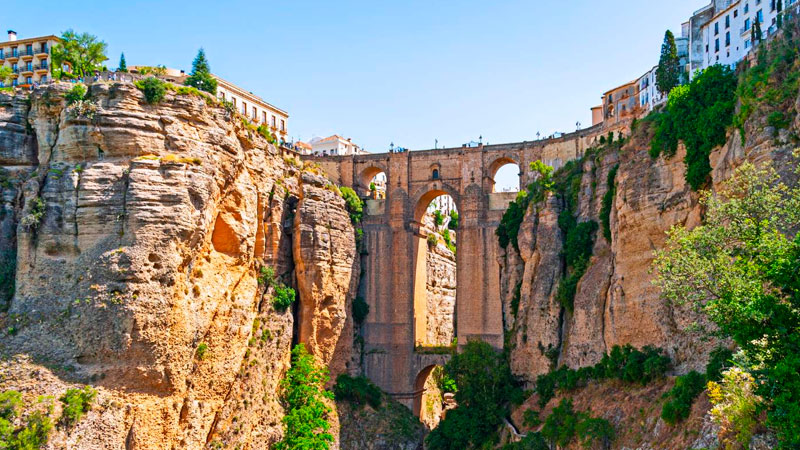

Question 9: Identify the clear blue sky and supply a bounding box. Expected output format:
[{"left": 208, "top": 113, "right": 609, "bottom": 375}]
[{"left": 7, "top": 0, "right": 705, "bottom": 154}]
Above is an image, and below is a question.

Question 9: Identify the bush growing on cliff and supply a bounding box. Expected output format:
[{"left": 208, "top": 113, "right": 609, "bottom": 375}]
[
  {"left": 134, "top": 77, "right": 168, "bottom": 104},
  {"left": 20, "top": 197, "right": 45, "bottom": 229},
  {"left": 653, "top": 161, "right": 800, "bottom": 447},
  {"left": 497, "top": 161, "right": 554, "bottom": 251},
  {"left": 540, "top": 398, "right": 615, "bottom": 449},
  {"left": 661, "top": 370, "right": 706, "bottom": 425},
  {"left": 0, "top": 390, "right": 54, "bottom": 449},
  {"left": 59, "top": 386, "right": 96, "bottom": 428},
  {"left": 333, "top": 374, "right": 382, "bottom": 409},
  {"left": 534, "top": 345, "right": 670, "bottom": 408},
  {"left": 448, "top": 210, "right": 459, "bottom": 230},
  {"left": 426, "top": 341, "right": 523, "bottom": 450},
  {"left": 272, "top": 284, "right": 296, "bottom": 311},
  {"left": 648, "top": 65, "right": 737, "bottom": 190},
  {"left": 64, "top": 84, "right": 87, "bottom": 105},
  {"left": 353, "top": 296, "right": 369, "bottom": 325},
  {"left": 339, "top": 186, "right": 363, "bottom": 225},
  {"left": 600, "top": 165, "right": 619, "bottom": 242},
  {"left": 708, "top": 367, "right": 761, "bottom": 448},
  {"left": 275, "top": 344, "right": 334, "bottom": 450}
]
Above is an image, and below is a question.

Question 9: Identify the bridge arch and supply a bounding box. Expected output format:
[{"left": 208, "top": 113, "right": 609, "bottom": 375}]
[
  {"left": 357, "top": 164, "right": 388, "bottom": 198},
  {"left": 410, "top": 182, "right": 461, "bottom": 223},
  {"left": 488, "top": 155, "right": 522, "bottom": 193}
]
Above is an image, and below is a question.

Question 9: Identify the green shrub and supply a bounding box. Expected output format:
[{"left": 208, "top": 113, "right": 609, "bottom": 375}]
[
  {"left": 272, "top": 284, "right": 296, "bottom": 311},
  {"left": 433, "top": 209, "right": 444, "bottom": 227},
  {"left": 426, "top": 341, "right": 523, "bottom": 450},
  {"left": 600, "top": 165, "right": 619, "bottom": 242},
  {"left": 767, "top": 110, "right": 791, "bottom": 131},
  {"left": 59, "top": 386, "right": 96, "bottom": 427},
  {"left": 353, "top": 296, "right": 369, "bottom": 325},
  {"left": 257, "top": 266, "right": 276, "bottom": 286},
  {"left": 0, "top": 391, "right": 54, "bottom": 449},
  {"left": 497, "top": 161, "right": 554, "bottom": 250},
  {"left": 541, "top": 399, "right": 579, "bottom": 447},
  {"left": 432, "top": 366, "right": 458, "bottom": 394},
  {"left": 708, "top": 368, "right": 760, "bottom": 449},
  {"left": 134, "top": 77, "right": 167, "bottom": 104},
  {"left": 705, "top": 347, "right": 734, "bottom": 382},
  {"left": 0, "top": 391, "right": 22, "bottom": 420},
  {"left": 661, "top": 370, "right": 706, "bottom": 425},
  {"left": 257, "top": 124, "right": 278, "bottom": 144},
  {"left": 427, "top": 233, "right": 438, "bottom": 247},
  {"left": 523, "top": 409, "right": 541, "bottom": 427},
  {"left": 576, "top": 416, "right": 615, "bottom": 449},
  {"left": 195, "top": 342, "right": 209, "bottom": 360},
  {"left": 275, "top": 344, "right": 334, "bottom": 450},
  {"left": 339, "top": 186, "right": 363, "bottom": 224},
  {"left": 648, "top": 65, "right": 737, "bottom": 190},
  {"left": 448, "top": 210, "right": 459, "bottom": 230},
  {"left": 333, "top": 374, "right": 382, "bottom": 409},
  {"left": 64, "top": 84, "right": 87, "bottom": 105},
  {"left": 20, "top": 197, "right": 45, "bottom": 229}
]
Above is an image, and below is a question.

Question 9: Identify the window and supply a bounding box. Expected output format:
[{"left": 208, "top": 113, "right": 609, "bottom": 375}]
[
  {"left": 220, "top": 92, "right": 225, "bottom": 100},
  {"left": 252, "top": 106, "right": 256, "bottom": 119},
  {"left": 271, "top": 115, "right": 276, "bottom": 127},
  {"left": 41, "top": 60, "right": 47, "bottom": 69},
  {"left": 745, "top": 38, "right": 751, "bottom": 48},
  {"left": 242, "top": 101, "right": 247, "bottom": 115},
  {"left": 745, "top": 3, "right": 750, "bottom": 13},
  {"left": 26, "top": 44, "right": 32, "bottom": 55},
  {"left": 26, "top": 77, "right": 32, "bottom": 84},
  {"left": 734, "top": 9, "right": 739, "bottom": 17},
  {"left": 40, "top": 43, "right": 47, "bottom": 53},
  {"left": 12, "top": 79, "right": 18, "bottom": 87},
  {"left": 40, "top": 76, "right": 46, "bottom": 83},
  {"left": 232, "top": 97, "right": 236, "bottom": 106},
  {"left": 757, "top": 9, "right": 764, "bottom": 22},
  {"left": 12, "top": 47, "right": 17, "bottom": 57},
  {"left": 726, "top": 31, "right": 731, "bottom": 46},
  {"left": 771, "top": 0, "right": 776, "bottom": 10},
  {"left": 745, "top": 18, "right": 752, "bottom": 30},
  {"left": 26, "top": 62, "right": 32, "bottom": 71},
  {"left": 715, "top": 38, "right": 720, "bottom": 52},
  {"left": 281, "top": 119, "right": 285, "bottom": 131},
  {"left": 262, "top": 111, "right": 267, "bottom": 123},
  {"left": 726, "top": 15, "right": 730, "bottom": 28},
  {"left": 432, "top": 169, "right": 440, "bottom": 180},
  {"left": 0, "top": 49, "right": 4, "bottom": 59},
  {"left": 715, "top": 22, "right": 719, "bottom": 35},
  {"left": 11, "top": 63, "right": 17, "bottom": 72}
]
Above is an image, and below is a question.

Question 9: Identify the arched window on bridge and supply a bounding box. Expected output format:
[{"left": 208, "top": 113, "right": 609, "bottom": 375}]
[
  {"left": 489, "top": 158, "right": 521, "bottom": 193},
  {"left": 359, "top": 167, "right": 387, "bottom": 200},
  {"left": 432, "top": 168, "right": 440, "bottom": 180}
]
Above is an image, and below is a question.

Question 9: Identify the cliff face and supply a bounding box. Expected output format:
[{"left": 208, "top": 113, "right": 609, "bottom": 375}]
[
  {"left": 425, "top": 239, "right": 456, "bottom": 347},
  {"left": 0, "top": 83, "right": 360, "bottom": 449},
  {"left": 500, "top": 110, "right": 797, "bottom": 384}
]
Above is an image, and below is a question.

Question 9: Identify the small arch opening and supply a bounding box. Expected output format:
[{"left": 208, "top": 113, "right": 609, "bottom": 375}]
[
  {"left": 432, "top": 168, "right": 440, "bottom": 180},
  {"left": 359, "top": 167, "right": 387, "bottom": 199},
  {"left": 489, "top": 158, "right": 521, "bottom": 193},
  {"left": 413, "top": 365, "right": 456, "bottom": 430}
]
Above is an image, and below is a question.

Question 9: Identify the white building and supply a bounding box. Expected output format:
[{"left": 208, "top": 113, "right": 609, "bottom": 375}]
[
  {"left": 637, "top": 66, "right": 664, "bottom": 111},
  {"left": 309, "top": 135, "right": 365, "bottom": 156},
  {"left": 695, "top": 0, "right": 799, "bottom": 74}
]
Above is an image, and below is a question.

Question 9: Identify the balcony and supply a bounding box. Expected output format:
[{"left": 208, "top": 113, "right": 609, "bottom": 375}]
[
  {"left": 19, "top": 50, "right": 34, "bottom": 61},
  {"left": 20, "top": 68, "right": 34, "bottom": 76},
  {"left": 34, "top": 64, "right": 49, "bottom": 73},
  {"left": 35, "top": 47, "right": 48, "bottom": 57},
  {"left": 741, "top": 25, "right": 751, "bottom": 35},
  {"left": 5, "top": 53, "right": 19, "bottom": 61}
]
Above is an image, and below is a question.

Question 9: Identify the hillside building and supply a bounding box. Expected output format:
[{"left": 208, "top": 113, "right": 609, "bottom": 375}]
[
  {"left": 0, "top": 30, "right": 62, "bottom": 87},
  {"left": 309, "top": 135, "right": 365, "bottom": 156}
]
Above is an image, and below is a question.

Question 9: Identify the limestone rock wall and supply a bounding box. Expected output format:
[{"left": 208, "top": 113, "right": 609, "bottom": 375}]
[
  {"left": 501, "top": 115, "right": 796, "bottom": 383},
  {"left": 0, "top": 83, "right": 360, "bottom": 449},
  {"left": 425, "top": 240, "right": 456, "bottom": 347}
]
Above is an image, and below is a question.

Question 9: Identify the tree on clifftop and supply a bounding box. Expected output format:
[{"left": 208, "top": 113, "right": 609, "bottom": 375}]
[
  {"left": 656, "top": 30, "right": 681, "bottom": 95},
  {"left": 51, "top": 30, "right": 108, "bottom": 79},
  {"left": 118, "top": 53, "right": 127, "bottom": 72},
  {"left": 184, "top": 48, "right": 217, "bottom": 94}
]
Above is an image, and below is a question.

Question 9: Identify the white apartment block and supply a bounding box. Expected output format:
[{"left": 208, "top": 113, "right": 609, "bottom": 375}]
[
  {"left": 637, "top": 66, "right": 664, "bottom": 111},
  {"left": 309, "top": 135, "right": 364, "bottom": 156},
  {"left": 0, "top": 30, "right": 61, "bottom": 87},
  {"left": 695, "top": 0, "right": 800, "bottom": 74}
]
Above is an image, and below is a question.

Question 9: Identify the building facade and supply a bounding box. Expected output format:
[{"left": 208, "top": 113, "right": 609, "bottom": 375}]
[
  {"left": 601, "top": 81, "right": 638, "bottom": 127},
  {"left": 0, "top": 31, "right": 61, "bottom": 87},
  {"left": 310, "top": 135, "right": 365, "bottom": 156}
]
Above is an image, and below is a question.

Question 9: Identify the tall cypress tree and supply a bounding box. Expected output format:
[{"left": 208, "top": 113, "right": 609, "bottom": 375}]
[
  {"left": 118, "top": 52, "right": 127, "bottom": 72},
  {"left": 185, "top": 48, "right": 217, "bottom": 94},
  {"left": 753, "top": 19, "right": 763, "bottom": 43},
  {"left": 656, "top": 30, "right": 681, "bottom": 95}
]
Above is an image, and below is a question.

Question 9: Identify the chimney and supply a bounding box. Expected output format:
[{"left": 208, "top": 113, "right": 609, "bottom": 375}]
[{"left": 8, "top": 30, "right": 17, "bottom": 41}]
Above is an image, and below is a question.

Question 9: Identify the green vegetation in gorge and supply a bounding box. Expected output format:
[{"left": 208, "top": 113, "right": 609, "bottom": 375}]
[
  {"left": 334, "top": 374, "right": 382, "bottom": 409},
  {"left": 533, "top": 344, "right": 670, "bottom": 408},
  {"left": 425, "top": 341, "right": 523, "bottom": 450},
  {"left": 648, "top": 64, "right": 737, "bottom": 190},
  {"left": 653, "top": 161, "right": 800, "bottom": 448},
  {"left": 275, "top": 344, "right": 334, "bottom": 450},
  {"left": 497, "top": 160, "right": 553, "bottom": 251},
  {"left": 64, "top": 84, "right": 88, "bottom": 105},
  {"left": 339, "top": 186, "right": 363, "bottom": 225},
  {"left": 540, "top": 399, "right": 614, "bottom": 449},
  {"left": 258, "top": 266, "right": 296, "bottom": 311},
  {"left": 59, "top": 386, "right": 97, "bottom": 428},
  {"left": 600, "top": 164, "right": 619, "bottom": 242}
]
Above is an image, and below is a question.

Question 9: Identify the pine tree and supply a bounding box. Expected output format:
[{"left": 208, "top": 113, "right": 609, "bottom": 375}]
[
  {"left": 656, "top": 30, "right": 681, "bottom": 95},
  {"left": 184, "top": 48, "right": 217, "bottom": 94},
  {"left": 118, "top": 52, "right": 127, "bottom": 72}
]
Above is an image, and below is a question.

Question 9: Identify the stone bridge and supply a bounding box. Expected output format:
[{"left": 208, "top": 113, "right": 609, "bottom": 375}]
[{"left": 311, "top": 125, "right": 603, "bottom": 415}]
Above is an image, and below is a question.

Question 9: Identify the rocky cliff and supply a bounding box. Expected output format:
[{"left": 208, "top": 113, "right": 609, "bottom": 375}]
[
  {"left": 500, "top": 116, "right": 796, "bottom": 383},
  {"left": 0, "top": 82, "right": 364, "bottom": 449}
]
